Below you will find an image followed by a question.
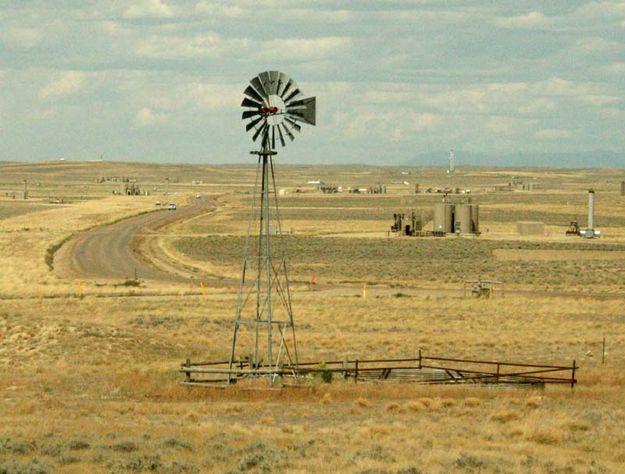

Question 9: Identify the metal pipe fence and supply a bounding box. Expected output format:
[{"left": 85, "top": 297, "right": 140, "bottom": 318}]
[{"left": 181, "top": 351, "right": 577, "bottom": 388}]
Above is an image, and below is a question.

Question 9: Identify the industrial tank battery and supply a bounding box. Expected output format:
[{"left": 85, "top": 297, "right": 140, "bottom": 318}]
[
  {"left": 433, "top": 202, "right": 453, "bottom": 233},
  {"left": 432, "top": 201, "right": 480, "bottom": 235}
]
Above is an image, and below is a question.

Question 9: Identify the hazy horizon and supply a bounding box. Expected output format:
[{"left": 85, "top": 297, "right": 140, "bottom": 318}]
[
  {"left": 1, "top": 1, "right": 624, "bottom": 166},
  {"left": 2, "top": 150, "right": 624, "bottom": 170}
]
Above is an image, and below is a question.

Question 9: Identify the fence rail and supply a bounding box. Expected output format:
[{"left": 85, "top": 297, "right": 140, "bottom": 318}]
[{"left": 181, "top": 351, "right": 577, "bottom": 388}]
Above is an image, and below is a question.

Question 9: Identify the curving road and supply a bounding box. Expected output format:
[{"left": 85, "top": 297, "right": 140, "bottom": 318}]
[{"left": 54, "top": 199, "right": 214, "bottom": 282}]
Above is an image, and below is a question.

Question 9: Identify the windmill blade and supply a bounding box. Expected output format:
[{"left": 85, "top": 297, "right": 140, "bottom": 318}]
[
  {"left": 267, "top": 71, "right": 280, "bottom": 95},
  {"left": 252, "top": 122, "right": 268, "bottom": 142},
  {"left": 259, "top": 71, "right": 278, "bottom": 96},
  {"left": 276, "top": 123, "right": 286, "bottom": 147},
  {"left": 280, "top": 122, "right": 295, "bottom": 141},
  {"left": 284, "top": 117, "right": 301, "bottom": 132},
  {"left": 286, "top": 97, "right": 316, "bottom": 125},
  {"left": 242, "top": 110, "right": 261, "bottom": 120},
  {"left": 244, "top": 85, "right": 264, "bottom": 103},
  {"left": 241, "top": 97, "right": 262, "bottom": 109},
  {"left": 246, "top": 115, "right": 265, "bottom": 132},
  {"left": 280, "top": 79, "right": 297, "bottom": 100},
  {"left": 283, "top": 87, "right": 301, "bottom": 104},
  {"left": 271, "top": 125, "right": 276, "bottom": 149},
  {"left": 250, "top": 77, "right": 268, "bottom": 100},
  {"left": 276, "top": 72, "right": 289, "bottom": 97}
]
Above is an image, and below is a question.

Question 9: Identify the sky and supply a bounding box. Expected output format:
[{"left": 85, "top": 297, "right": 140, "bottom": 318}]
[{"left": 0, "top": 1, "right": 624, "bottom": 166}]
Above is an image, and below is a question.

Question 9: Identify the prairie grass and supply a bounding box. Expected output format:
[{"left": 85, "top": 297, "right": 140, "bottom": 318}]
[{"left": 1, "top": 162, "right": 625, "bottom": 472}]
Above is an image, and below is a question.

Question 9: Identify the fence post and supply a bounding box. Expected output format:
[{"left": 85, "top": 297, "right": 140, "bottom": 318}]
[
  {"left": 418, "top": 349, "right": 422, "bottom": 369},
  {"left": 571, "top": 360, "right": 577, "bottom": 389},
  {"left": 185, "top": 358, "right": 191, "bottom": 383},
  {"left": 602, "top": 336, "right": 606, "bottom": 365},
  {"left": 496, "top": 363, "right": 500, "bottom": 384},
  {"left": 355, "top": 359, "right": 359, "bottom": 384}
]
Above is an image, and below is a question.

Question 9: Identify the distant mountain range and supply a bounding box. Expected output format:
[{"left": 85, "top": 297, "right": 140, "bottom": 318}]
[{"left": 404, "top": 151, "right": 624, "bottom": 169}]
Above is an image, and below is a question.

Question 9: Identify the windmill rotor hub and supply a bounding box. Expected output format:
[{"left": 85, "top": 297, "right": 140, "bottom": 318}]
[{"left": 259, "top": 106, "right": 279, "bottom": 115}]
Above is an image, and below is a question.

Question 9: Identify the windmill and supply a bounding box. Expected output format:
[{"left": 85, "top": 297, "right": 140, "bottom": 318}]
[{"left": 228, "top": 71, "right": 316, "bottom": 384}]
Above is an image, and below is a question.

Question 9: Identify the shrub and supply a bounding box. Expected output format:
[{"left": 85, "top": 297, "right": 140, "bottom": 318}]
[
  {"left": 110, "top": 440, "right": 139, "bottom": 452},
  {"left": 162, "top": 438, "right": 194, "bottom": 451},
  {"left": 0, "top": 437, "right": 36, "bottom": 455},
  {"left": 67, "top": 439, "right": 90, "bottom": 450},
  {"left": 489, "top": 409, "right": 520, "bottom": 423},
  {"left": 0, "top": 459, "right": 50, "bottom": 474},
  {"left": 453, "top": 453, "right": 485, "bottom": 470},
  {"left": 463, "top": 397, "right": 481, "bottom": 408},
  {"left": 108, "top": 454, "right": 163, "bottom": 473},
  {"left": 354, "top": 397, "right": 371, "bottom": 408},
  {"left": 528, "top": 427, "right": 562, "bottom": 445}
]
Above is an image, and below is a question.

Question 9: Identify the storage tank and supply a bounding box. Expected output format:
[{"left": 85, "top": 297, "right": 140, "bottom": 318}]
[
  {"left": 433, "top": 202, "right": 453, "bottom": 233},
  {"left": 456, "top": 204, "right": 473, "bottom": 234},
  {"left": 471, "top": 204, "right": 479, "bottom": 233}
]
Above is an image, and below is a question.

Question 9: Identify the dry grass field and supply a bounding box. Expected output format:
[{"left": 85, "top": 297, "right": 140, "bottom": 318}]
[{"left": 1, "top": 161, "right": 625, "bottom": 473}]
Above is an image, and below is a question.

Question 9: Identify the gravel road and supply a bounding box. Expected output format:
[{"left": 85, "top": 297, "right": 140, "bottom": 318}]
[{"left": 54, "top": 200, "right": 213, "bottom": 282}]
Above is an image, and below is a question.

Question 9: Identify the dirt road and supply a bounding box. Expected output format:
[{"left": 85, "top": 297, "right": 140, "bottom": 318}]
[{"left": 54, "top": 199, "right": 214, "bottom": 282}]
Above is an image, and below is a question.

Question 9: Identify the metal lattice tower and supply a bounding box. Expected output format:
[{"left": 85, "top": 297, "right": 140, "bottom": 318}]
[
  {"left": 228, "top": 71, "right": 316, "bottom": 383},
  {"left": 447, "top": 149, "right": 455, "bottom": 174}
]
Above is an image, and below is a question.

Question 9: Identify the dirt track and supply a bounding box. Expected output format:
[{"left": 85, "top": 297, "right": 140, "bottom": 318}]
[{"left": 54, "top": 199, "right": 214, "bottom": 282}]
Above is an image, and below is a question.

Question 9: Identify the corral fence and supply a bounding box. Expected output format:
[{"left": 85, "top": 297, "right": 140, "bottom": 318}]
[{"left": 181, "top": 351, "right": 577, "bottom": 388}]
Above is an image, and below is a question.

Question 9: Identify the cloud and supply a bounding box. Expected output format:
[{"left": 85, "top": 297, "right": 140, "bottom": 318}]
[
  {"left": 39, "top": 71, "right": 86, "bottom": 100},
  {"left": 571, "top": 36, "right": 622, "bottom": 54},
  {"left": 579, "top": 95, "right": 620, "bottom": 107},
  {"left": 194, "top": 3, "right": 245, "bottom": 17},
  {"left": 517, "top": 98, "right": 556, "bottom": 115},
  {"left": 344, "top": 108, "right": 441, "bottom": 141},
  {"left": 256, "top": 37, "right": 352, "bottom": 61},
  {"left": 181, "top": 83, "right": 242, "bottom": 110},
  {"left": 497, "top": 11, "right": 549, "bottom": 29},
  {"left": 486, "top": 116, "right": 537, "bottom": 135},
  {"left": 605, "top": 62, "right": 625, "bottom": 74},
  {"left": 135, "top": 32, "right": 235, "bottom": 59},
  {"left": 0, "top": 27, "right": 42, "bottom": 49},
  {"left": 135, "top": 32, "right": 350, "bottom": 61},
  {"left": 135, "top": 107, "right": 168, "bottom": 127},
  {"left": 535, "top": 129, "right": 572, "bottom": 139},
  {"left": 535, "top": 77, "right": 593, "bottom": 98},
  {"left": 100, "top": 21, "right": 125, "bottom": 36},
  {"left": 123, "top": 0, "right": 173, "bottom": 19}
]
